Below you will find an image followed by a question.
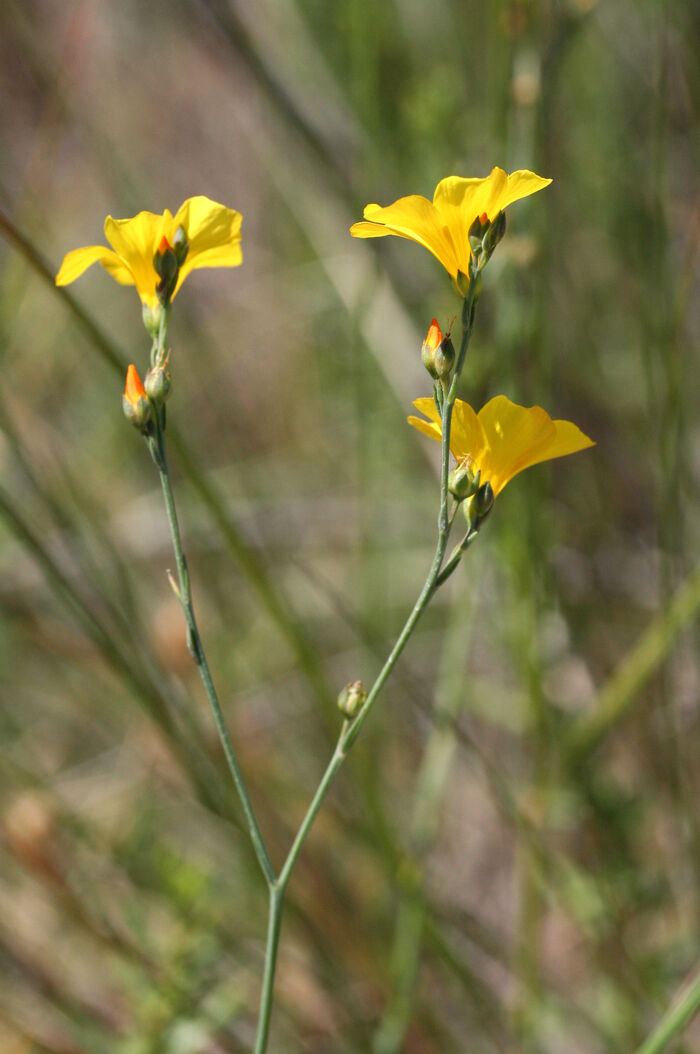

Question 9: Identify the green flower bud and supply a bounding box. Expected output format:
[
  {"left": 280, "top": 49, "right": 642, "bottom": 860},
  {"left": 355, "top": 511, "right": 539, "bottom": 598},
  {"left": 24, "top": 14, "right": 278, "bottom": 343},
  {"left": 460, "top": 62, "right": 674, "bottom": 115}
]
[
  {"left": 142, "top": 301, "right": 164, "bottom": 338},
  {"left": 172, "top": 225, "right": 189, "bottom": 266},
  {"left": 337, "top": 680, "right": 367, "bottom": 719},
  {"left": 154, "top": 235, "right": 180, "bottom": 306},
  {"left": 145, "top": 363, "right": 172, "bottom": 404},
  {"left": 468, "top": 211, "right": 490, "bottom": 250},
  {"left": 452, "top": 269, "right": 472, "bottom": 299},
  {"left": 464, "top": 480, "right": 494, "bottom": 530},
  {"left": 434, "top": 335, "right": 455, "bottom": 379},
  {"left": 449, "top": 462, "right": 480, "bottom": 500},
  {"left": 483, "top": 211, "right": 506, "bottom": 256}
]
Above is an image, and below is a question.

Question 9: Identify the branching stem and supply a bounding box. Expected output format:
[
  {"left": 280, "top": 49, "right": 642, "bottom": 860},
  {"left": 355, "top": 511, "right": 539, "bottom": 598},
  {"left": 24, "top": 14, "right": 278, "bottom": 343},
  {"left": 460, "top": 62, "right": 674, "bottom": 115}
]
[{"left": 149, "top": 275, "right": 479, "bottom": 1053}]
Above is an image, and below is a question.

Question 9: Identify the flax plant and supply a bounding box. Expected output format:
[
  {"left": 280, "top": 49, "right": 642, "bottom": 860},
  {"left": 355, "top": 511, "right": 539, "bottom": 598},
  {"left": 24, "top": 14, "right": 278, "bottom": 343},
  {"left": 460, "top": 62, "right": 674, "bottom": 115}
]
[{"left": 56, "top": 170, "right": 594, "bottom": 1051}]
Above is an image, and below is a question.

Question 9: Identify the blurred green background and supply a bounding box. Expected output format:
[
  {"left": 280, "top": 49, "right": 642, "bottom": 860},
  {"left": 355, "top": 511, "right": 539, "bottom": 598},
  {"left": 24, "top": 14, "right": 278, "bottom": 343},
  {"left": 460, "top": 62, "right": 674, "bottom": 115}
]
[{"left": 0, "top": 0, "right": 698, "bottom": 1051}]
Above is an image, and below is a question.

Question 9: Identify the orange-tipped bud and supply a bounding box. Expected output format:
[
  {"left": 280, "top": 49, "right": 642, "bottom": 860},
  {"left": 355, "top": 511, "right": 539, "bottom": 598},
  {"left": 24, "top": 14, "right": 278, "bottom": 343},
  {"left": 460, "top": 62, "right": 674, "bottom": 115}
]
[
  {"left": 153, "top": 235, "right": 179, "bottom": 305},
  {"left": 468, "top": 212, "right": 490, "bottom": 249},
  {"left": 421, "top": 319, "right": 443, "bottom": 379},
  {"left": 421, "top": 318, "right": 454, "bottom": 380},
  {"left": 424, "top": 319, "right": 442, "bottom": 352},
  {"left": 124, "top": 363, "right": 147, "bottom": 404},
  {"left": 122, "top": 364, "right": 151, "bottom": 430}
]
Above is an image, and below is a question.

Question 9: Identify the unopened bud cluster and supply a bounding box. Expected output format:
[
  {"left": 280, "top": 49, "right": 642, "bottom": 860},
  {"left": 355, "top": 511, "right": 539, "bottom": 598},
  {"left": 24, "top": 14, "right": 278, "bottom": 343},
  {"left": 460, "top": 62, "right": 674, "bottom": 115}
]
[
  {"left": 448, "top": 461, "right": 494, "bottom": 530},
  {"left": 421, "top": 319, "right": 455, "bottom": 381},
  {"left": 468, "top": 210, "right": 506, "bottom": 271},
  {"left": 123, "top": 355, "right": 172, "bottom": 433},
  {"left": 154, "top": 225, "right": 189, "bottom": 307}
]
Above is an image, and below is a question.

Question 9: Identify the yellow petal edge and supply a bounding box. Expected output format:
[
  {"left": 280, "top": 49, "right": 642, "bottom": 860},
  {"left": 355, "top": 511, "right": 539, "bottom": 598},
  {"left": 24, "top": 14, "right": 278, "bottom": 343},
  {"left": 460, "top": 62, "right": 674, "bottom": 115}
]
[{"left": 408, "top": 394, "right": 594, "bottom": 496}]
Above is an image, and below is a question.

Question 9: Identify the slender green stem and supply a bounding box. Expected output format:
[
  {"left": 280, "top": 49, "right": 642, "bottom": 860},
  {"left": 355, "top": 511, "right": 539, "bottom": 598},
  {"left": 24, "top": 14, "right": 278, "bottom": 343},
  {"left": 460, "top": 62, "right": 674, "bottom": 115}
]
[
  {"left": 152, "top": 418, "right": 276, "bottom": 887},
  {"left": 253, "top": 887, "right": 286, "bottom": 1054},
  {"left": 146, "top": 313, "right": 275, "bottom": 888},
  {"left": 251, "top": 281, "right": 481, "bottom": 1051},
  {"left": 145, "top": 280, "right": 478, "bottom": 1053},
  {"left": 278, "top": 734, "right": 347, "bottom": 891},
  {"left": 345, "top": 286, "right": 477, "bottom": 753},
  {"left": 634, "top": 969, "right": 700, "bottom": 1054},
  {"left": 435, "top": 527, "right": 479, "bottom": 587}
]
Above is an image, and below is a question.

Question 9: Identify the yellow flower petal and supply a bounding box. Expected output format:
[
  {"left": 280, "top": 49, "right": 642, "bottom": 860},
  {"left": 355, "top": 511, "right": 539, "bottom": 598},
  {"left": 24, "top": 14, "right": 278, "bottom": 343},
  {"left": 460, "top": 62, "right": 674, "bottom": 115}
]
[
  {"left": 171, "top": 196, "right": 243, "bottom": 294},
  {"left": 408, "top": 394, "right": 594, "bottom": 496},
  {"left": 432, "top": 171, "right": 508, "bottom": 270},
  {"left": 104, "top": 210, "right": 170, "bottom": 308},
  {"left": 542, "top": 418, "right": 596, "bottom": 462},
  {"left": 55, "top": 244, "right": 123, "bottom": 287},
  {"left": 407, "top": 397, "right": 443, "bottom": 442},
  {"left": 99, "top": 253, "right": 139, "bottom": 286},
  {"left": 351, "top": 168, "right": 551, "bottom": 285},
  {"left": 449, "top": 398, "right": 487, "bottom": 467},
  {"left": 493, "top": 169, "right": 553, "bottom": 213},
  {"left": 476, "top": 396, "right": 557, "bottom": 494},
  {"left": 350, "top": 195, "right": 460, "bottom": 277}
]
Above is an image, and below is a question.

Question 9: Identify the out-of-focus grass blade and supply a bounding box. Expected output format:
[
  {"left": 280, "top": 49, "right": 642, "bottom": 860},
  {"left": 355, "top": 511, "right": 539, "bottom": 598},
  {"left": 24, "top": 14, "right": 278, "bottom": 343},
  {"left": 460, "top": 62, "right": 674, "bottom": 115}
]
[
  {"left": 565, "top": 561, "right": 700, "bottom": 761},
  {"left": 634, "top": 969, "right": 700, "bottom": 1054}
]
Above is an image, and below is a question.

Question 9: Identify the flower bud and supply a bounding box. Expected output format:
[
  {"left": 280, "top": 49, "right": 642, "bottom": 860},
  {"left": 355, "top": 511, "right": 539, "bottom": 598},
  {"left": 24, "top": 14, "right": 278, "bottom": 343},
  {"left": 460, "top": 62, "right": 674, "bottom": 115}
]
[
  {"left": 122, "top": 364, "right": 151, "bottom": 431},
  {"left": 468, "top": 211, "right": 490, "bottom": 250},
  {"left": 464, "top": 480, "right": 494, "bottom": 530},
  {"left": 483, "top": 211, "right": 506, "bottom": 256},
  {"left": 421, "top": 319, "right": 455, "bottom": 379},
  {"left": 421, "top": 319, "right": 443, "bottom": 379},
  {"left": 337, "top": 680, "right": 367, "bottom": 719},
  {"left": 142, "top": 300, "right": 164, "bottom": 338},
  {"left": 448, "top": 462, "right": 480, "bottom": 500},
  {"left": 452, "top": 269, "right": 472, "bottom": 298},
  {"left": 172, "top": 225, "right": 189, "bottom": 266},
  {"left": 434, "top": 335, "right": 455, "bottom": 378},
  {"left": 145, "top": 363, "right": 171, "bottom": 404},
  {"left": 153, "top": 235, "right": 179, "bottom": 305}
]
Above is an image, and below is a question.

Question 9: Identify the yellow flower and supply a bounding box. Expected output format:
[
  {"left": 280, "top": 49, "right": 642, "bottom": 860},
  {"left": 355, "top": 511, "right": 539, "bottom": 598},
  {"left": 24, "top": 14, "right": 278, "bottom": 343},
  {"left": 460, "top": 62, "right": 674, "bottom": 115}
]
[
  {"left": 408, "top": 394, "right": 594, "bottom": 496},
  {"left": 56, "top": 196, "right": 242, "bottom": 310},
  {"left": 350, "top": 167, "right": 551, "bottom": 285}
]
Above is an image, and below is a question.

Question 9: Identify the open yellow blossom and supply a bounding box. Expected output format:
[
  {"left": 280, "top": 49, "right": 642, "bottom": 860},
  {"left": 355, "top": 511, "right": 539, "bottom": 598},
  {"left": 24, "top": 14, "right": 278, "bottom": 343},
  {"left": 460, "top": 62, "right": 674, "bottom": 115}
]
[
  {"left": 408, "top": 394, "right": 594, "bottom": 496},
  {"left": 56, "top": 196, "right": 242, "bottom": 310},
  {"left": 350, "top": 168, "right": 550, "bottom": 285}
]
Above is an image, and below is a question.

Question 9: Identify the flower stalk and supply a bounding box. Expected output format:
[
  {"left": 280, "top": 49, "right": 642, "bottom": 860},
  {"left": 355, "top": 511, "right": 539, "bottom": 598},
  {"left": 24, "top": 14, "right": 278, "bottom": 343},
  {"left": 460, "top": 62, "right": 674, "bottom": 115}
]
[
  {"left": 145, "top": 316, "right": 275, "bottom": 890},
  {"left": 56, "top": 169, "right": 594, "bottom": 1053}
]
